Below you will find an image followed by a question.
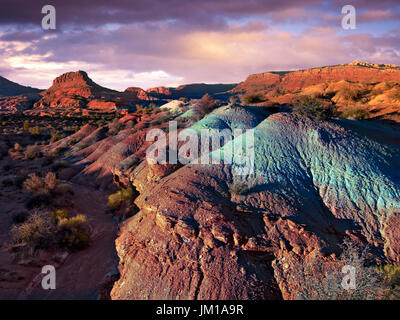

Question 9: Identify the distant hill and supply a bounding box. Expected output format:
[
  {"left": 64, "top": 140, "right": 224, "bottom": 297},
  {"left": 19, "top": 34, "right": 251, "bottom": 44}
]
[
  {"left": 231, "top": 61, "right": 400, "bottom": 95},
  {"left": 31, "top": 71, "right": 148, "bottom": 116},
  {"left": 147, "top": 83, "right": 237, "bottom": 100},
  {"left": 230, "top": 61, "right": 400, "bottom": 123},
  {"left": 0, "top": 76, "right": 41, "bottom": 97}
]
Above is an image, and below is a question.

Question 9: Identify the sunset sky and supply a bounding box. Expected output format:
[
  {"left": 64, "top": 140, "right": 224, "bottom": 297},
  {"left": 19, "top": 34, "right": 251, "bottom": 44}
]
[{"left": 1, "top": 0, "right": 400, "bottom": 90}]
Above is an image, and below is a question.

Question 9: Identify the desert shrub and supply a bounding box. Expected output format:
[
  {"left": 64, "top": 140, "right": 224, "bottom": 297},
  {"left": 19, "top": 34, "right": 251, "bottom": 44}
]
[
  {"left": 23, "top": 173, "right": 45, "bottom": 194},
  {"left": 147, "top": 103, "right": 157, "bottom": 113},
  {"left": 390, "top": 89, "right": 400, "bottom": 102},
  {"left": 10, "top": 211, "right": 56, "bottom": 250},
  {"left": 50, "top": 130, "right": 65, "bottom": 143},
  {"left": 340, "top": 107, "right": 370, "bottom": 120},
  {"left": 23, "top": 120, "right": 30, "bottom": 130},
  {"left": 242, "top": 93, "right": 264, "bottom": 104},
  {"left": 107, "top": 187, "right": 134, "bottom": 211},
  {"left": 341, "top": 87, "right": 362, "bottom": 101},
  {"left": 377, "top": 265, "right": 400, "bottom": 299},
  {"left": 135, "top": 104, "right": 145, "bottom": 113},
  {"left": 228, "top": 182, "right": 249, "bottom": 196},
  {"left": 292, "top": 96, "right": 335, "bottom": 121},
  {"left": 44, "top": 172, "right": 58, "bottom": 191},
  {"left": 24, "top": 144, "right": 42, "bottom": 159},
  {"left": 46, "top": 148, "right": 60, "bottom": 158},
  {"left": 29, "top": 126, "right": 41, "bottom": 136},
  {"left": 53, "top": 211, "right": 89, "bottom": 250},
  {"left": 23, "top": 172, "right": 58, "bottom": 195},
  {"left": 50, "top": 208, "right": 69, "bottom": 223},
  {"left": 11, "top": 209, "right": 90, "bottom": 253},
  {"left": 73, "top": 125, "right": 80, "bottom": 132},
  {"left": 14, "top": 143, "right": 23, "bottom": 152},
  {"left": 288, "top": 239, "right": 388, "bottom": 300},
  {"left": 136, "top": 104, "right": 156, "bottom": 115}
]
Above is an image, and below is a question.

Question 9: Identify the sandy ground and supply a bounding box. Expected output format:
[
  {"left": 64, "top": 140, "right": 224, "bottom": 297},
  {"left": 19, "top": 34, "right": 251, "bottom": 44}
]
[{"left": 0, "top": 164, "right": 119, "bottom": 299}]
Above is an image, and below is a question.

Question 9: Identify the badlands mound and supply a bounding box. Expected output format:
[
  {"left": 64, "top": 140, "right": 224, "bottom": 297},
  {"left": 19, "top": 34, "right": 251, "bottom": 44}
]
[{"left": 93, "top": 105, "right": 399, "bottom": 299}]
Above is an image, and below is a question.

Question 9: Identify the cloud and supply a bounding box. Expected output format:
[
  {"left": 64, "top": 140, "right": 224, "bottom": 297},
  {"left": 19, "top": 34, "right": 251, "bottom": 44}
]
[
  {"left": 0, "top": 0, "right": 323, "bottom": 27},
  {"left": 0, "top": 1, "right": 400, "bottom": 90}
]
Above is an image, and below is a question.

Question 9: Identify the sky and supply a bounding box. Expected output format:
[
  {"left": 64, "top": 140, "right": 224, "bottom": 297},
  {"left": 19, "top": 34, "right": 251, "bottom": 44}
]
[{"left": 0, "top": 0, "right": 400, "bottom": 91}]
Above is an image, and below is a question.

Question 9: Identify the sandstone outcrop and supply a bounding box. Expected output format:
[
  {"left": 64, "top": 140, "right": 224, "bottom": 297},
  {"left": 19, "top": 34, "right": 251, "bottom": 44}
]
[
  {"left": 232, "top": 63, "right": 400, "bottom": 95},
  {"left": 108, "top": 106, "right": 400, "bottom": 299}
]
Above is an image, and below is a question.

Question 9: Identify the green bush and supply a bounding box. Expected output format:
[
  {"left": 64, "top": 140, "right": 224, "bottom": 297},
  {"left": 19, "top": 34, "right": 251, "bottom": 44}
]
[
  {"left": 340, "top": 107, "right": 370, "bottom": 120},
  {"left": 293, "top": 96, "right": 335, "bottom": 121},
  {"left": 107, "top": 187, "right": 134, "bottom": 211}
]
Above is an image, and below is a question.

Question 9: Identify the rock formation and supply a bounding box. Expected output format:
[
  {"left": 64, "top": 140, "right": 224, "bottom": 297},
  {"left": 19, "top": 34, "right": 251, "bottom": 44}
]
[{"left": 104, "top": 106, "right": 400, "bottom": 299}]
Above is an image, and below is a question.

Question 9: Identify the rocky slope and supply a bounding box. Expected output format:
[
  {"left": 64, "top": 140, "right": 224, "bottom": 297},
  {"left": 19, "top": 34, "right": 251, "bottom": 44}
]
[
  {"left": 104, "top": 105, "right": 400, "bottom": 300},
  {"left": 38, "top": 101, "right": 400, "bottom": 299},
  {"left": 32, "top": 71, "right": 118, "bottom": 113},
  {"left": 0, "top": 94, "right": 41, "bottom": 114}
]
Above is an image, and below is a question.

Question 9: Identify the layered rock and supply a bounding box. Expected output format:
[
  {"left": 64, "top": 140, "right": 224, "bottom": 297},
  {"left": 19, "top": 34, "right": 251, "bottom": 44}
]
[
  {"left": 232, "top": 63, "right": 400, "bottom": 95},
  {"left": 109, "top": 108, "right": 400, "bottom": 300},
  {"left": 0, "top": 93, "right": 41, "bottom": 114},
  {"left": 33, "top": 71, "right": 117, "bottom": 110}
]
